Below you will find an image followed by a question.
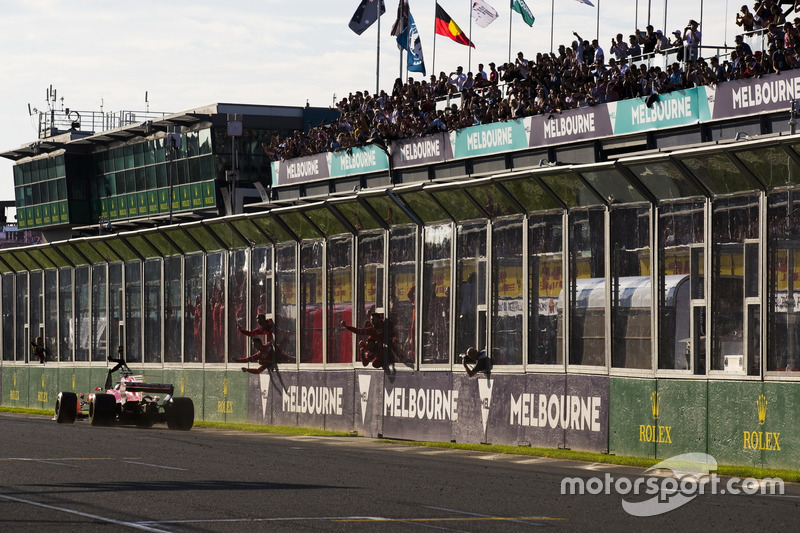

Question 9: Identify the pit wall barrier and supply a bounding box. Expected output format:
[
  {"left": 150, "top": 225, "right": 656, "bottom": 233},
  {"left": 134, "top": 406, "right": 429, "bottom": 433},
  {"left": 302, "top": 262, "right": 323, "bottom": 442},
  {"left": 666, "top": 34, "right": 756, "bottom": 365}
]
[{"left": 2, "top": 366, "right": 796, "bottom": 469}]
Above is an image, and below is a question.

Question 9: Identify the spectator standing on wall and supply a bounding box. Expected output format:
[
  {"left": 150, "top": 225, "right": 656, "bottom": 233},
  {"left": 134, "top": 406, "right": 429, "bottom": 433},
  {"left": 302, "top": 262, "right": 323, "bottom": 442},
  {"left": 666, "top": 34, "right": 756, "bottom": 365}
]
[
  {"left": 236, "top": 338, "right": 277, "bottom": 374},
  {"left": 31, "top": 336, "right": 49, "bottom": 364},
  {"left": 105, "top": 345, "right": 131, "bottom": 389}
]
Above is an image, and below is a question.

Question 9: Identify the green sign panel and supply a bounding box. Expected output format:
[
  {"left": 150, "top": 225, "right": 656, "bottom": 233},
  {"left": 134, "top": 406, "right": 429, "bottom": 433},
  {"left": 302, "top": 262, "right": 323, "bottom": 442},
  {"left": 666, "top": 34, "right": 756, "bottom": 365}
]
[
  {"left": 610, "top": 89, "right": 710, "bottom": 135},
  {"left": 453, "top": 118, "right": 529, "bottom": 158}
]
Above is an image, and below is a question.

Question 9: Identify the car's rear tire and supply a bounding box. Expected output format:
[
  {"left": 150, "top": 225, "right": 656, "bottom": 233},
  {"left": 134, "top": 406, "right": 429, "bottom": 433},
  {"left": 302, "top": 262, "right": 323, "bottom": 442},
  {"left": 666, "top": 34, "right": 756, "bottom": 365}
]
[
  {"left": 89, "top": 393, "right": 116, "bottom": 426},
  {"left": 166, "top": 397, "right": 194, "bottom": 431},
  {"left": 55, "top": 392, "right": 78, "bottom": 424}
]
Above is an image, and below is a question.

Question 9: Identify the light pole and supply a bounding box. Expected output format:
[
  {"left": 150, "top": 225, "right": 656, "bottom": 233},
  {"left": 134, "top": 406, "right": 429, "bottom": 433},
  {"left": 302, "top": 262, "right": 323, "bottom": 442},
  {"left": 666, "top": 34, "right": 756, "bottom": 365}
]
[
  {"left": 166, "top": 127, "right": 181, "bottom": 225},
  {"left": 227, "top": 114, "right": 242, "bottom": 215}
]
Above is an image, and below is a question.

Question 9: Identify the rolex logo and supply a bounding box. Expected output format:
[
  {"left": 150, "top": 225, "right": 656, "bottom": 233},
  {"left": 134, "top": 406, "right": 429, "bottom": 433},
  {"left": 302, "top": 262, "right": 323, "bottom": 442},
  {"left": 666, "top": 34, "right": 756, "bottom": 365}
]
[
  {"left": 650, "top": 392, "right": 660, "bottom": 420},
  {"left": 757, "top": 394, "right": 768, "bottom": 425}
]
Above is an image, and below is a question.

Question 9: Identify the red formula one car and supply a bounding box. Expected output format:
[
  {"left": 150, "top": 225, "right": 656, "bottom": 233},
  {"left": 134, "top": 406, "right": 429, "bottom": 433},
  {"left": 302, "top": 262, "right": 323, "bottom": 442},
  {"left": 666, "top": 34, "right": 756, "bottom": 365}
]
[{"left": 54, "top": 372, "right": 194, "bottom": 430}]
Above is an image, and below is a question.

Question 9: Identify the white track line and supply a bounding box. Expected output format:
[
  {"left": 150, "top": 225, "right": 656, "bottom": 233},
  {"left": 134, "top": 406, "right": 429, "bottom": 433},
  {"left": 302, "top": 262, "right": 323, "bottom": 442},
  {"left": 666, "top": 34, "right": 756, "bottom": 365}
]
[
  {"left": 122, "top": 461, "right": 187, "bottom": 471},
  {"left": 0, "top": 493, "right": 173, "bottom": 532}
]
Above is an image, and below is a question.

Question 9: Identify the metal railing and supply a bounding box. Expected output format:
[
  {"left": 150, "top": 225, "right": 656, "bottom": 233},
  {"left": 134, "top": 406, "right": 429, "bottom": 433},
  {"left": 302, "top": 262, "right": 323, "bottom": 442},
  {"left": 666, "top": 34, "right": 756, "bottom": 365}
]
[{"left": 36, "top": 108, "right": 171, "bottom": 140}]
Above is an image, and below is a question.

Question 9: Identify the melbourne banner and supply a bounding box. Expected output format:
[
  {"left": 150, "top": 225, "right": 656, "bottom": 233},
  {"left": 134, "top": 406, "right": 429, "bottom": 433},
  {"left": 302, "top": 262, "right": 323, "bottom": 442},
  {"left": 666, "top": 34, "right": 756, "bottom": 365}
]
[
  {"left": 707, "top": 69, "right": 800, "bottom": 119},
  {"left": 608, "top": 88, "right": 709, "bottom": 135},
  {"left": 453, "top": 118, "right": 529, "bottom": 158},
  {"left": 272, "top": 153, "right": 330, "bottom": 187},
  {"left": 530, "top": 105, "right": 614, "bottom": 146},
  {"left": 390, "top": 132, "right": 452, "bottom": 168},
  {"left": 272, "top": 145, "right": 390, "bottom": 187},
  {"left": 329, "top": 145, "right": 390, "bottom": 177}
]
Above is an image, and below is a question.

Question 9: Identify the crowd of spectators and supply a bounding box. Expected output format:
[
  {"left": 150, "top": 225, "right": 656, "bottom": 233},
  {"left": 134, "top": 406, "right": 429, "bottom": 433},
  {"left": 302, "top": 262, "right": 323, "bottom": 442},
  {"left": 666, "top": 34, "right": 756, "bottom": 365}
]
[{"left": 262, "top": 0, "right": 800, "bottom": 162}]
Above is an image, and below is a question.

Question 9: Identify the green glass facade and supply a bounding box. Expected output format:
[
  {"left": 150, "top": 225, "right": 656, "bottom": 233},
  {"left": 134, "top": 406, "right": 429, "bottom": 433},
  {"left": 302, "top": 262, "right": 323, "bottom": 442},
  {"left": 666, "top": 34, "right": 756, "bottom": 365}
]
[
  {"left": 13, "top": 153, "right": 69, "bottom": 229},
  {"left": 89, "top": 130, "right": 216, "bottom": 224}
]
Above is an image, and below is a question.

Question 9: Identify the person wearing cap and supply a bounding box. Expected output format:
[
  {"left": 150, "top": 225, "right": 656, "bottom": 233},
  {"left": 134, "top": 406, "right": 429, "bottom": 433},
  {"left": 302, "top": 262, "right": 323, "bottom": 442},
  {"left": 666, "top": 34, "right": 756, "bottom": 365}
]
[
  {"left": 670, "top": 29, "right": 685, "bottom": 61},
  {"left": 488, "top": 62, "right": 499, "bottom": 84},
  {"left": 654, "top": 29, "right": 671, "bottom": 53},
  {"left": 684, "top": 20, "right": 702, "bottom": 64}
]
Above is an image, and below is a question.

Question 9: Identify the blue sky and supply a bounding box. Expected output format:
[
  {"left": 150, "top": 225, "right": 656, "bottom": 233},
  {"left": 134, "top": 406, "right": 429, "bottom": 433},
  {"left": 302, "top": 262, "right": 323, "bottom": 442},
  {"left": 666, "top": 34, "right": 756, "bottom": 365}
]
[{"left": 0, "top": 0, "right": 733, "bottom": 208}]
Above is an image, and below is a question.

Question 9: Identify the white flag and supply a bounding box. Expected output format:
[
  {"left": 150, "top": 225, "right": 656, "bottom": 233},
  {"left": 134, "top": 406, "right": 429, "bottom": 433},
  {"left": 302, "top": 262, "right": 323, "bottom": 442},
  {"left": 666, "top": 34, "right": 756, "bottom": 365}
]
[
  {"left": 471, "top": 0, "right": 499, "bottom": 28},
  {"left": 574, "top": 0, "right": 595, "bottom": 6}
]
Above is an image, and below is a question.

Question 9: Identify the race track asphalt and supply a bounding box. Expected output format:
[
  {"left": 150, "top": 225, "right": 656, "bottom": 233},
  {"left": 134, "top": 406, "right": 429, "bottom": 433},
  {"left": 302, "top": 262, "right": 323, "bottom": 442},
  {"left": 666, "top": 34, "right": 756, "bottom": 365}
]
[{"left": 0, "top": 412, "right": 797, "bottom": 532}]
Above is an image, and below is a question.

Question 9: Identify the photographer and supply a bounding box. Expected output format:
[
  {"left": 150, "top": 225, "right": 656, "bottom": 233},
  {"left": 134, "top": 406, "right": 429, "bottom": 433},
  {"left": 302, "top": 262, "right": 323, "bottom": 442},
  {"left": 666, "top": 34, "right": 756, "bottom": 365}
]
[
  {"left": 736, "top": 5, "right": 756, "bottom": 32},
  {"left": 683, "top": 20, "right": 702, "bottom": 65},
  {"left": 610, "top": 33, "right": 629, "bottom": 61}
]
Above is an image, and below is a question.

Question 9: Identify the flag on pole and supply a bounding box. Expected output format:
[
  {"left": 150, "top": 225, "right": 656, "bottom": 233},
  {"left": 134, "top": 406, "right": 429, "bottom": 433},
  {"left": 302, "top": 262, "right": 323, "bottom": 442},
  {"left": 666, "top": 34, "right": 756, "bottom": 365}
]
[
  {"left": 397, "top": 9, "right": 426, "bottom": 75},
  {"left": 391, "top": 0, "right": 408, "bottom": 36},
  {"left": 435, "top": 3, "right": 475, "bottom": 48},
  {"left": 573, "top": 0, "right": 595, "bottom": 6},
  {"left": 471, "top": 0, "right": 499, "bottom": 28},
  {"left": 348, "top": 0, "right": 386, "bottom": 35},
  {"left": 511, "top": 0, "right": 535, "bottom": 26}
]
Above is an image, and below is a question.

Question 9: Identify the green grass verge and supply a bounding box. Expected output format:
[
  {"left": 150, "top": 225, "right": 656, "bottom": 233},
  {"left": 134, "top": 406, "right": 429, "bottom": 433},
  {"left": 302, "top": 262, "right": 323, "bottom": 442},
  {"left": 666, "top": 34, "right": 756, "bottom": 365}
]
[
  {"left": 0, "top": 407, "right": 52, "bottom": 416},
  {"left": 5, "top": 406, "right": 799, "bottom": 482},
  {"left": 195, "top": 420, "right": 357, "bottom": 437}
]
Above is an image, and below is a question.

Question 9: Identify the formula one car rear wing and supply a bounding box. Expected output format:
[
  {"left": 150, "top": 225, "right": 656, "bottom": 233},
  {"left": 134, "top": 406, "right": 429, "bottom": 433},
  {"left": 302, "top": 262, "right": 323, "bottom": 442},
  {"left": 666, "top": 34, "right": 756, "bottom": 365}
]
[{"left": 121, "top": 381, "right": 174, "bottom": 395}]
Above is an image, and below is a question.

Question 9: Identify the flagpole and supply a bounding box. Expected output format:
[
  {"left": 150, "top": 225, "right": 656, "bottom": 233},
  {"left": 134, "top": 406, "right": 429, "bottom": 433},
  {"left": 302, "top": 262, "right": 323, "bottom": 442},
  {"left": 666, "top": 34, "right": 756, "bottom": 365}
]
[
  {"left": 508, "top": 1, "right": 513, "bottom": 64},
  {"left": 376, "top": 3, "right": 381, "bottom": 96},
  {"left": 468, "top": 1, "right": 474, "bottom": 74},
  {"left": 550, "top": 0, "right": 554, "bottom": 53},
  {"left": 432, "top": 3, "right": 437, "bottom": 78},
  {"left": 596, "top": 0, "right": 600, "bottom": 42}
]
